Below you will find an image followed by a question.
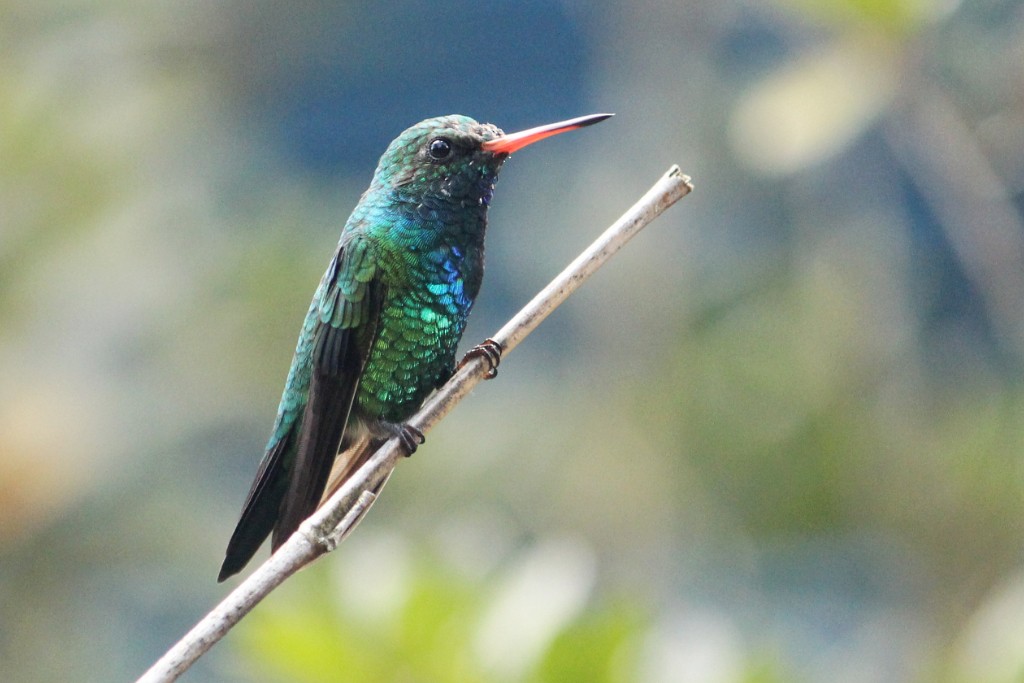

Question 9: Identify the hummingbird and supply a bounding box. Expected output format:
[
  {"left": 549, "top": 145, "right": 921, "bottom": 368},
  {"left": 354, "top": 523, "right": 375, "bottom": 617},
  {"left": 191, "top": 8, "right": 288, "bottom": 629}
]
[{"left": 218, "top": 112, "right": 612, "bottom": 581}]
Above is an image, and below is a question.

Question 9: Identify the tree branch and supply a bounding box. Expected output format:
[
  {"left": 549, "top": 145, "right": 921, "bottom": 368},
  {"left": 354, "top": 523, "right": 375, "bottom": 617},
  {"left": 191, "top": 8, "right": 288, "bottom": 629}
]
[{"left": 136, "top": 165, "right": 694, "bottom": 683}]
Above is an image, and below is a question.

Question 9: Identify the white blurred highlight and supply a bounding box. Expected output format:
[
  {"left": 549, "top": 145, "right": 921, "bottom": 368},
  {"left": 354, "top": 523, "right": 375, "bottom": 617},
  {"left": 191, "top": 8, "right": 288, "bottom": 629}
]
[
  {"left": 640, "top": 610, "right": 744, "bottom": 683},
  {"left": 954, "top": 570, "right": 1024, "bottom": 683},
  {"left": 730, "top": 36, "right": 898, "bottom": 176},
  {"left": 333, "top": 532, "right": 413, "bottom": 624},
  {"left": 474, "top": 537, "right": 597, "bottom": 679}
]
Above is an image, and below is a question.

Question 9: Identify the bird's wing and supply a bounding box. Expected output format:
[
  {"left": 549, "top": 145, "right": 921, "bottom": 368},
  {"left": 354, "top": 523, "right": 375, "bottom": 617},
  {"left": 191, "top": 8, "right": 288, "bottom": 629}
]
[
  {"left": 272, "top": 235, "right": 383, "bottom": 549},
  {"left": 218, "top": 236, "right": 382, "bottom": 581}
]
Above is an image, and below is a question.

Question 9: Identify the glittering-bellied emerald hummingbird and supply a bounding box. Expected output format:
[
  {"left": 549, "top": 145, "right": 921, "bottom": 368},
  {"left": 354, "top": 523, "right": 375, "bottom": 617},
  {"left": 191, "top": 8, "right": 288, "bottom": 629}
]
[{"left": 218, "top": 113, "right": 613, "bottom": 581}]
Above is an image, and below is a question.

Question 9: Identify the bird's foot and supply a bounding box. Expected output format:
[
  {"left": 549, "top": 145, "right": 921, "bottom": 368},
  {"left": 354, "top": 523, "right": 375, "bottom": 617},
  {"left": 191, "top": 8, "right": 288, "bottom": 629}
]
[
  {"left": 458, "top": 338, "right": 503, "bottom": 379},
  {"left": 397, "top": 424, "right": 425, "bottom": 457},
  {"left": 376, "top": 420, "right": 425, "bottom": 457}
]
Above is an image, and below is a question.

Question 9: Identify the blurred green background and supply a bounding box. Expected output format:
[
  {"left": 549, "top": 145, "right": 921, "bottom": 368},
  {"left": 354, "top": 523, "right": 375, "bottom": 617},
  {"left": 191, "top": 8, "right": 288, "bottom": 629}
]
[{"left": 3, "top": 1, "right": 1024, "bottom": 681}]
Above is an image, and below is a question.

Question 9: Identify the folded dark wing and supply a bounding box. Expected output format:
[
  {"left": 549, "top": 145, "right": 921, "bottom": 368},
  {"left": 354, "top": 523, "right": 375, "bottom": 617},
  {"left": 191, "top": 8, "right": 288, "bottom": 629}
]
[{"left": 272, "top": 236, "right": 383, "bottom": 549}]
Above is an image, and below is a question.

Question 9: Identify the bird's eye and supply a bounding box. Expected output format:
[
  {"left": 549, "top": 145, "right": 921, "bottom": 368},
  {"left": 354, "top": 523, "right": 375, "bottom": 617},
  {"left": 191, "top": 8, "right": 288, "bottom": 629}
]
[{"left": 428, "top": 138, "right": 452, "bottom": 160}]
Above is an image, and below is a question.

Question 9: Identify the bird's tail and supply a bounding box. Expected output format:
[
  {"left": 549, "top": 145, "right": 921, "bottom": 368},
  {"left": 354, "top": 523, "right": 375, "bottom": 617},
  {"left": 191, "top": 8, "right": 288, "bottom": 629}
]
[{"left": 218, "top": 431, "right": 295, "bottom": 582}]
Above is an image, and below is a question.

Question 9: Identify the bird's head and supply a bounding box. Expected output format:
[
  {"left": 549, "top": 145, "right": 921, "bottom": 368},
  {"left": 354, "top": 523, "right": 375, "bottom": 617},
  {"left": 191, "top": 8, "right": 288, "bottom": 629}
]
[{"left": 371, "top": 113, "right": 612, "bottom": 207}]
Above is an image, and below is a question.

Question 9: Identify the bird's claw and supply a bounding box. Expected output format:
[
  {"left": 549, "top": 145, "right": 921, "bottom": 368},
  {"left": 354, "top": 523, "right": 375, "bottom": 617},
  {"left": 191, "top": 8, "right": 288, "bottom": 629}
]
[
  {"left": 458, "top": 338, "right": 503, "bottom": 379},
  {"left": 398, "top": 424, "right": 425, "bottom": 457}
]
